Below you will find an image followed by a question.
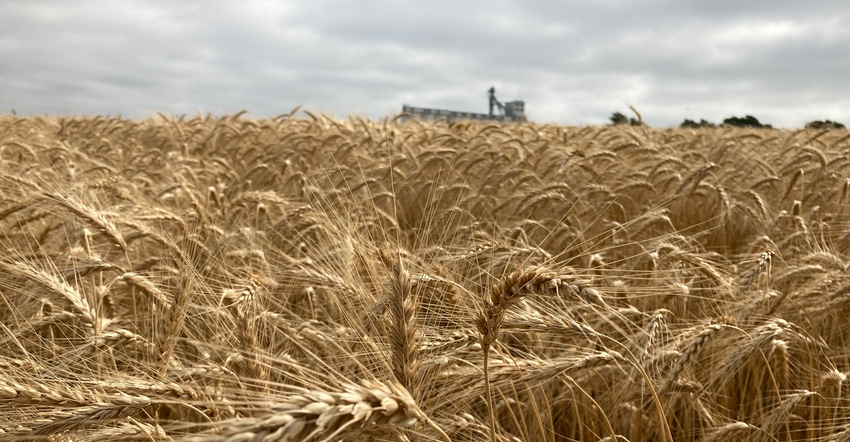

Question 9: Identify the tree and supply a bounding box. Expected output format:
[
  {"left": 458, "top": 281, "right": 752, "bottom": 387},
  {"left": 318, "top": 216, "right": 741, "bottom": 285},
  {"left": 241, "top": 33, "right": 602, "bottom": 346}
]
[
  {"left": 805, "top": 120, "right": 845, "bottom": 129},
  {"left": 610, "top": 112, "right": 642, "bottom": 126},
  {"left": 610, "top": 112, "right": 628, "bottom": 125},
  {"left": 722, "top": 115, "right": 772, "bottom": 128},
  {"left": 680, "top": 119, "right": 716, "bottom": 128}
]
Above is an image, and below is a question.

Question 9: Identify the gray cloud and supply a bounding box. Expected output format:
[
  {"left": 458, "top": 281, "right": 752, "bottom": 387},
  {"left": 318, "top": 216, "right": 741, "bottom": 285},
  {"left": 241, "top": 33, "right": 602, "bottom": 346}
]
[{"left": 1, "top": 0, "right": 848, "bottom": 127}]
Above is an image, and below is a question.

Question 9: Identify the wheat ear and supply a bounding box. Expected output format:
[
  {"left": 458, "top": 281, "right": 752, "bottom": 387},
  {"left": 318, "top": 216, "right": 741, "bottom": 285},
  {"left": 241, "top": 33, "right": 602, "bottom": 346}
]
[
  {"left": 475, "top": 266, "right": 599, "bottom": 440},
  {"left": 661, "top": 324, "right": 723, "bottom": 393},
  {"left": 18, "top": 393, "right": 152, "bottom": 436},
  {"left": 157, "top": 273, "right": 191, "bottom": 374},
  {"left": 204, "top": 380, "right": 443, "bottom": 442},
  {"left": 0, "top": 259, "right": 95, "bottom": 331},
  {"left": 388, "top": 255, "right": 420, "bottom": 399},
  {"left": 43, "top": 191, "right": 128, "bottom": 252}
]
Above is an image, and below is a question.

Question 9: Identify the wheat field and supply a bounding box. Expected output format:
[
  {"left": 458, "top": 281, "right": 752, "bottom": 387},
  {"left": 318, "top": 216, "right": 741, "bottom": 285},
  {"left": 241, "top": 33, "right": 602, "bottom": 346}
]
[{"left": 1, "top": 110, "right": 849, "bottom": 441}]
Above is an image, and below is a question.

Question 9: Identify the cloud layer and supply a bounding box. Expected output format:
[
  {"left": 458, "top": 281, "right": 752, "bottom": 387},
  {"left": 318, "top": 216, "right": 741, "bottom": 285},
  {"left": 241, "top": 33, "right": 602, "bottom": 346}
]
[{"left": 2, "top": 0, "right": 848, "bottom": 127}]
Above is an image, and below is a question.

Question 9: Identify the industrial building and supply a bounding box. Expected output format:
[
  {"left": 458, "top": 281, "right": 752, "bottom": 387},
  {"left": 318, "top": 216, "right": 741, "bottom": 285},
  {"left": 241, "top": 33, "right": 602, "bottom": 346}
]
[{"left": 401, "top": 88, "right": 525, "bottom": 123}]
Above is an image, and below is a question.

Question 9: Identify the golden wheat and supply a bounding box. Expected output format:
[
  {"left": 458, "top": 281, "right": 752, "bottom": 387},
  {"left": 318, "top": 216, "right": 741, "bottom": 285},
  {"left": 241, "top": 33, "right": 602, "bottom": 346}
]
[{"left": 1, "top": 113, "right": 850, "bottom": 441}]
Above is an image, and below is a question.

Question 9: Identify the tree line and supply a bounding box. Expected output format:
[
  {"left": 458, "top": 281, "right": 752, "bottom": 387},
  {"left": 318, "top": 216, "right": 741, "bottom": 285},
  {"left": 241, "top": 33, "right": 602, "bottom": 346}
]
[{"left": 609, "top": 111, "right": 845, "bottom": 129}]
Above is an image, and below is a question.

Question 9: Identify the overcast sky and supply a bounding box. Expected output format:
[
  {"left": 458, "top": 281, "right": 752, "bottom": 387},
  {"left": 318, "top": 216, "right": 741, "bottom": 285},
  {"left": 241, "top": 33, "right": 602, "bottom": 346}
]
[{"left": 2, "top": 1, "right": 848, "bottom": 127}]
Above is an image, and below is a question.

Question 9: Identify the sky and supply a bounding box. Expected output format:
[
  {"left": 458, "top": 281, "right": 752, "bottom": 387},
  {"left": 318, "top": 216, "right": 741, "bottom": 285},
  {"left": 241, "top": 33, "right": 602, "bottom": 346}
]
[{"left": 1, "top": 0, "right": 849, "bottom": 128}]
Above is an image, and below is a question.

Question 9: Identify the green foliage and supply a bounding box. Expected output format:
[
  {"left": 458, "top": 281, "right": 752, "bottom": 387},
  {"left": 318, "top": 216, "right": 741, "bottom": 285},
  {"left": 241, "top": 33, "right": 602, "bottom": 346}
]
[
  {"left": 610, "top": 112, "right": 628, "bottom": 125},
  {"left": 610, "top": 112, "right": 641, "bottom": 126},
  {"left": 805, "top": 120, "right": 845, "bottom": 129},
  {"left": 722, "top": 115, "right": 772, "bottom": 128},
  {"left": 680, "top": 119, "right": 716, "bottom": 128}
]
